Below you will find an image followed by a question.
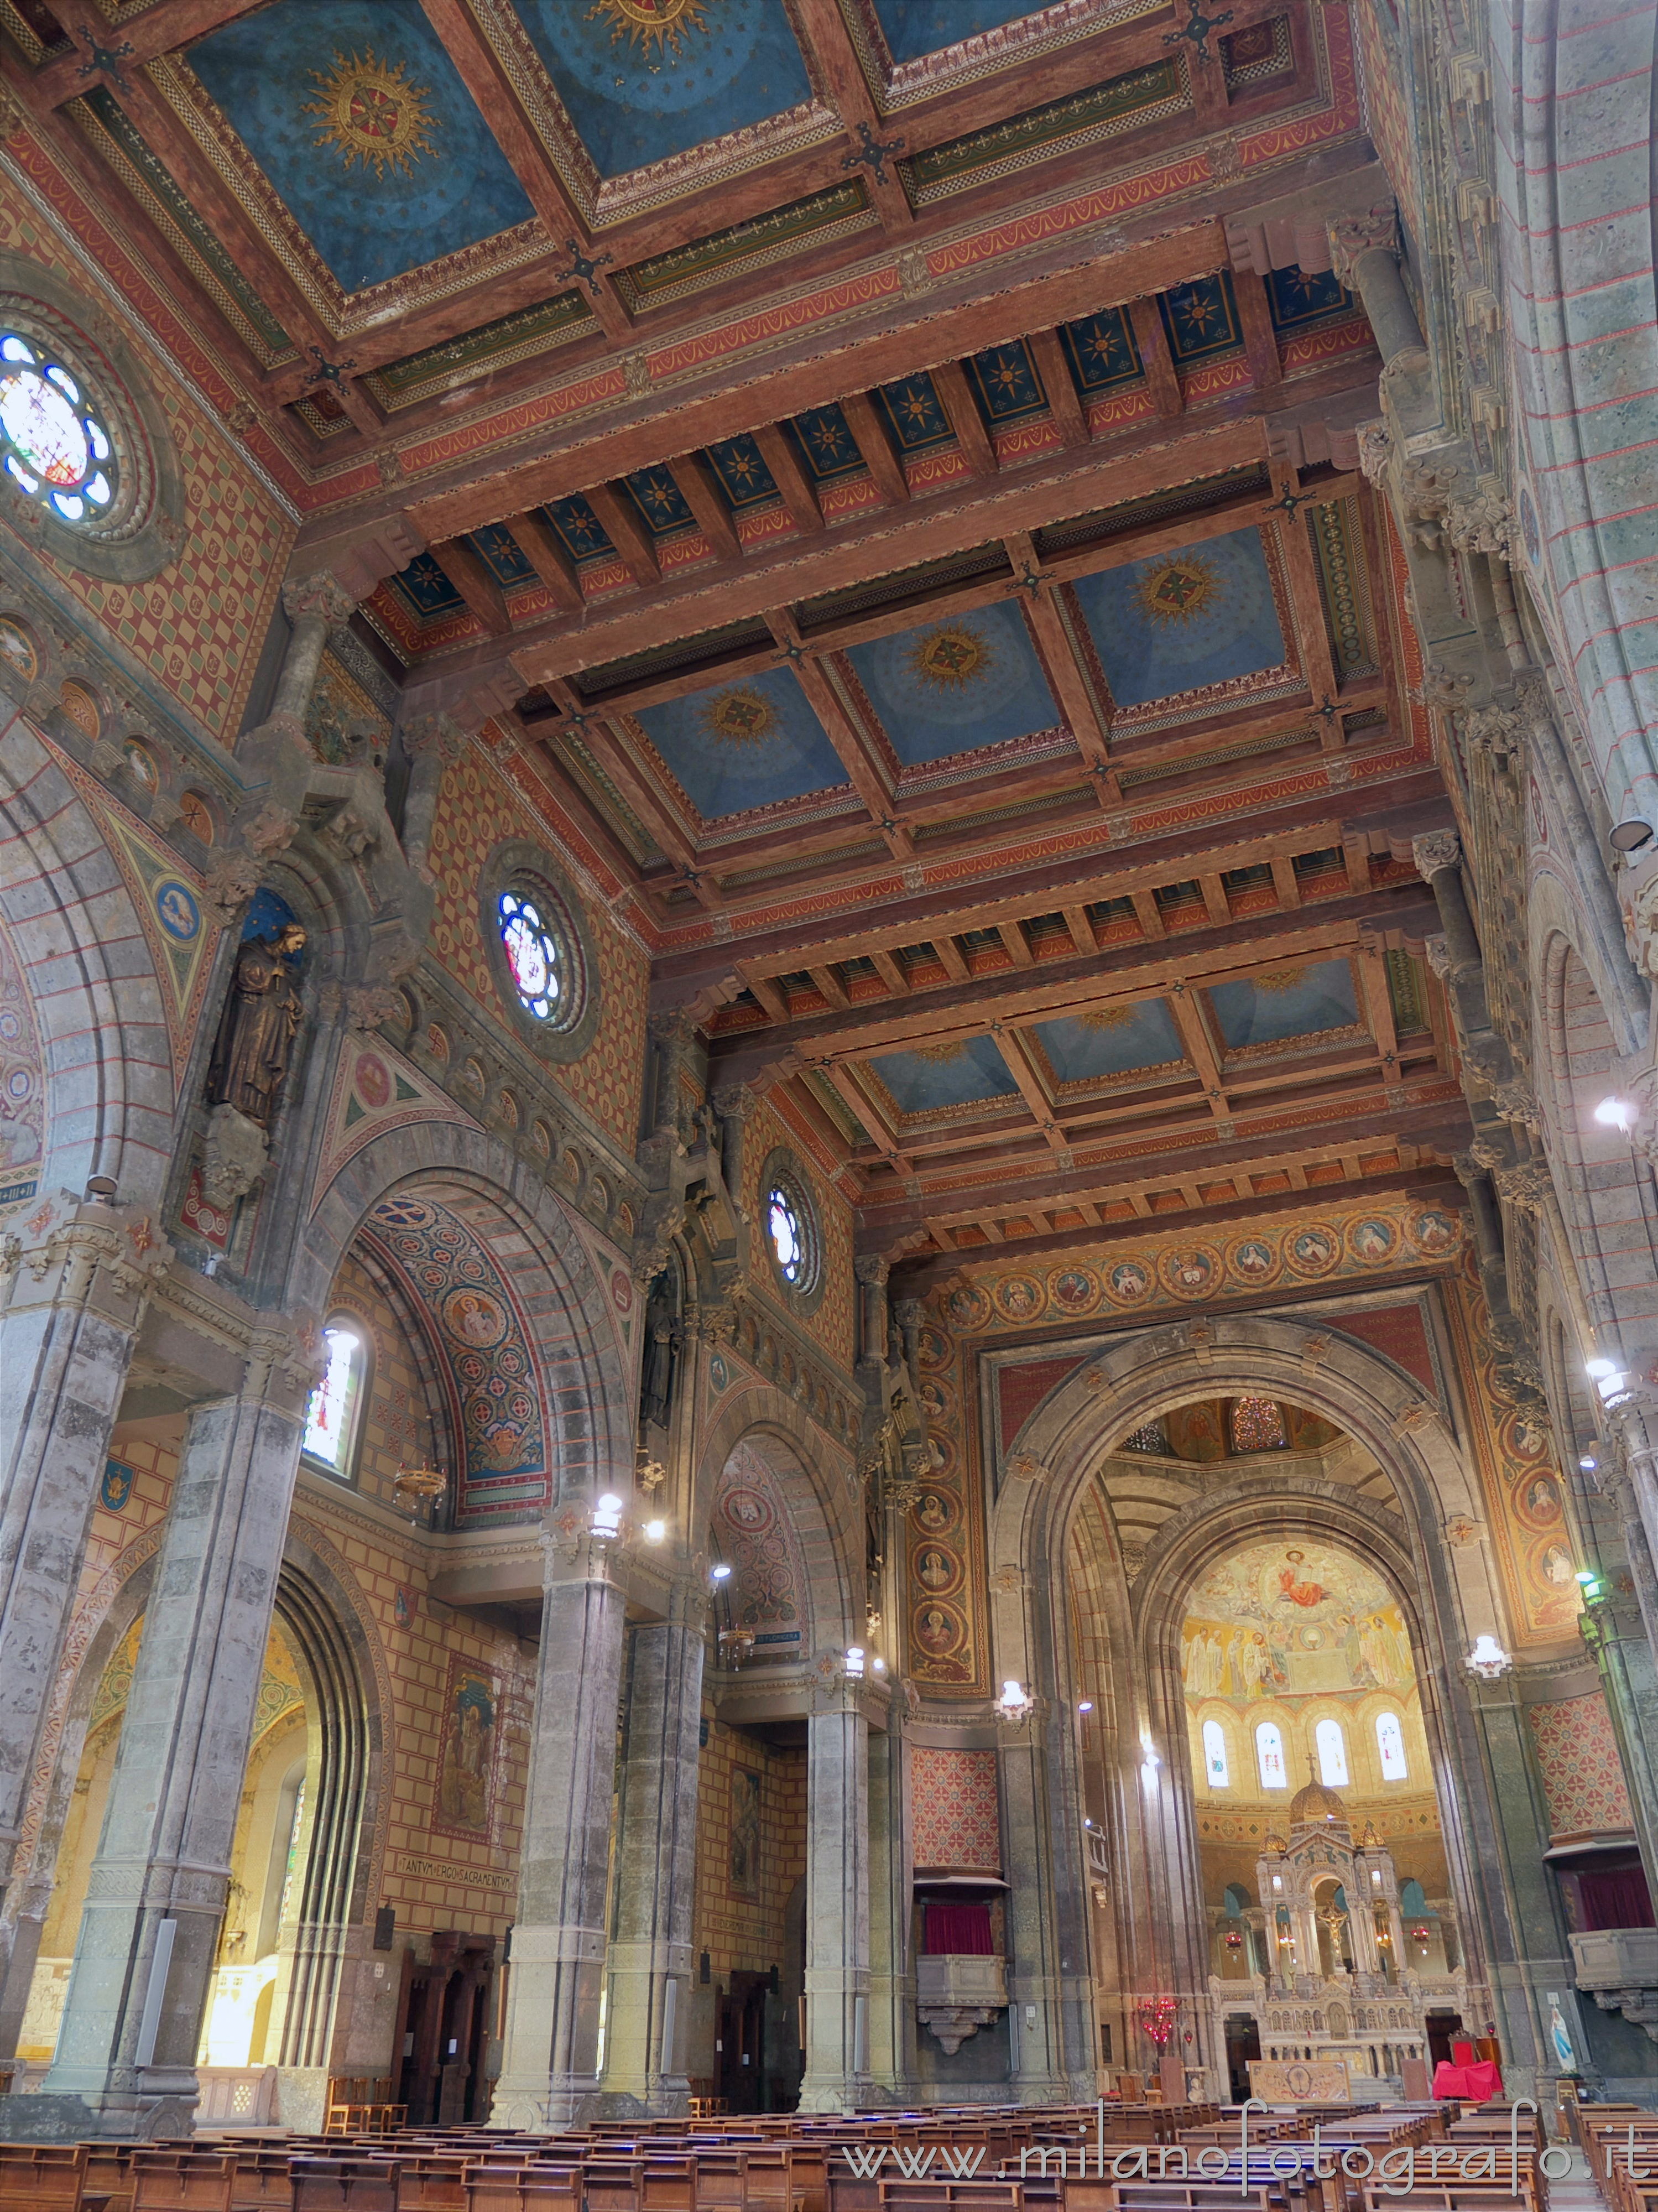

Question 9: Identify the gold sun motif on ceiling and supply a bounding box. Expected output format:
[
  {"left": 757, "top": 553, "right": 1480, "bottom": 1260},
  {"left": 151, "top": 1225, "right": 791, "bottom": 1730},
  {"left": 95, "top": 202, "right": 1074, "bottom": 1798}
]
[
  {"left": 911, "top": 622, "right": 993, "bottom": 691},
  {"left": 304, "top": 48, "right": 439, "bottom": 181},
  {"left": 698, "top": 683, "right": 776, "bottom": 748},
  {"left": 586, "top": 0, "right": 712, "bottom": 63},
  {"left": 913, "top": 1039, "right": 971, "bottom": 1064},
  {"left": 1252, "top": 965, "right": 1309, "bottom": 995},
  {"left": 1078, "top": 1004, "right": 1139, "bottom": 1031},
  {"left": 1136, "top": 551, "right": 1218, "bottom": 625}
]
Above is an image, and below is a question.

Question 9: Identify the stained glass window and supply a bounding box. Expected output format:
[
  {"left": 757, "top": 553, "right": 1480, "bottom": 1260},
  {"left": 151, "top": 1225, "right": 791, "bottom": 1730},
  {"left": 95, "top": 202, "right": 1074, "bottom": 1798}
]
[
  {"left": 1232, "top": 1395, "right": 1287, "bottom": 1451},
  {"left": 1316, "top": 1717, "right": 1349, "bottom": 1786},
  {"left": 1376, "top": 1711, "right": 1408, "bottom": 1780},
  {"left": 303, "top": 1318, "right": 367, "bottom": 1476},
  {"left": 499, "top": 888, "right": 566, "bottom": 1022},
  {"left": 1123, "top": 1422, "right": 1168, "bottom": 1454},
  {"left": 1203, "top": 1719, "right": 1230, "bottom": 1788},
  {"left": 1256, "top": 1720, "right": 1287, "bottom": 1789},
  {"left": 0, "top": 332, "right": 118, "bottom": 525}
]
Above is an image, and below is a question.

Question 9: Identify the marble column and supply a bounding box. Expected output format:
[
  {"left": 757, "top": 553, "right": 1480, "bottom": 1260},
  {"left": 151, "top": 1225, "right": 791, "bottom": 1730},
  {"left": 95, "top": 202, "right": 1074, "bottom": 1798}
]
[
  {"left": 0, "top": 1206, "right": 164, "bottom": 2029},
  {"left": 1412, "top": 831, "right": 1483, "bottom": 974},
  {"left": 854, "top": 1257, "right": 889, "bottom": 1369},
  {"left": 41, "top": 1324, "right": 315, "bottom": 2132},
  {"left": 598, "top": 1589, "right": 703, "bottom": 2114},
  {"left": 799, "top": 1687, "right": 872, "bottom": 2111},
  {"left": 865, "top": 1720, "right": 913, "bottom": 2099},
  {"left": 494, "top": 1532, "right": 628, "bottom": 2127}
]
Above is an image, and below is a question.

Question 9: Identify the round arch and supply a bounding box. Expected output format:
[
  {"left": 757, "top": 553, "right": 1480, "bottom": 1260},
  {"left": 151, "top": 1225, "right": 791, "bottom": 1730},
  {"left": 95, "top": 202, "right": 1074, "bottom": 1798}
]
[
  {"left": 987, "top": 1311, "right": 1542, "bottom": 2094},
  {"left": 300, "top": 1119, "right": 630, "bottom": 1507},
  {"left": 0, "top": 719, "right": 175, "bottom": 1205},
  {"left": 694, "top": 1388, "right": 861, "bottom": 1655}
]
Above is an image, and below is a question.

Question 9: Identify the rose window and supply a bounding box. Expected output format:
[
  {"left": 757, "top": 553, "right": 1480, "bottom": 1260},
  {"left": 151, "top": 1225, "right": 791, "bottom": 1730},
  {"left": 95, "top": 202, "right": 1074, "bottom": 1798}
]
[{"left": 0, "top": 334, "right": 117, "bottom": 525}]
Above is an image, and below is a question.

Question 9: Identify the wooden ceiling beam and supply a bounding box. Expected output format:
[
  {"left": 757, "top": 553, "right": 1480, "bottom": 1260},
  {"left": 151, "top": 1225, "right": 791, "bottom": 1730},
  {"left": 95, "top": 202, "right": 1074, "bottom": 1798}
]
[
  {"left": 1268, "top": 464, "right": 1338, "bottom": 707},
  {"left": 1061, "top": 904, "right": 1098, "bottom": 957},
  {"left": 415, "top": 0, "right": 633, "bottom": 340},
  {"left": 1025, "top": 329, "right": 1090, "bottom": 447},
  {"left": 1130, "top": 888, "right": 1165, "bottom": 940},
  {"left": 430, "top": 538, "right": 512, "bottom": 637},
  {"left": 997, "top": 1028, "right": 1068, "bottom": 1156},
  {"left": 509, "top": 509, "right": 586, "bottom": 614},
  {"left": 788, "top": 0, "right": 915, "bottom": 230},
  {"left": 931, "top": 360, "right": 999, "bottom": 476},
  {"left": 751, "top": 424, "right": 825, "bottom": 535},
  {"left": 543, "top": 686, "right": 712, "bottom": 895},
  {"left": 418, "top": 223, "right": 1258, "bottom": 544},
  {"left": 996, "top": 922, "right": 1035, "bottom": 971},
  {"left": 839, "top": 390, "right": 911, "bottom": 507},
  {"left": 764, "top": 613, "right": 911, "bottom": 857},
  {"left": 931, "top": 935, "right": 970, "bottom": 983},
  {"left": 670, "top": 451, "right": 743, "bottom": 563},
  {"left": 712, "top": 891, "right": 1442, "bottom": 1078},
  {"left": 869, "top": 949, "right": 910, "bottom": 996},
  {"left": 584, "top": 483, "right": 660, "bottom": 589},
  {"left": 1004, "top": 534, "right": 1112, "bottom": 771},
  {"left": 508, "top": 430, "right": 1369, "bottom": 685},
  {"left": 738, "top": 968, "right": 791, "bottom": 1024},
  {"left": 33, "top": 0, "right": 268, "bottom": 104},
  {"left": 1128, "top": 298, "right": 1183, "bottom": 418}
]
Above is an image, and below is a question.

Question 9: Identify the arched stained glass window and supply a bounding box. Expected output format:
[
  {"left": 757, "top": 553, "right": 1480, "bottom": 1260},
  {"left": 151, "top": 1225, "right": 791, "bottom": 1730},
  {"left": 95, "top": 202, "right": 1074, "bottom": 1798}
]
[
  {"left": 1203, "top": 1719, "right": 1230, "bottom": 1788},
  {"left": 1256, "top": 1720, "right": 1287, "bottom": 1789},
  {"left": 303, "top": 1315, "right": 369, "bottom": 1479},
  {"left": 1377, "top": 1710, "right": 1409, "bottom": 1779},
  {"left": 1316, "top": 1716, "right": 1349, "bottom": 1786},
  {"left": 1231, "top": 1395, "right": 1286, "bottom": 1450}
]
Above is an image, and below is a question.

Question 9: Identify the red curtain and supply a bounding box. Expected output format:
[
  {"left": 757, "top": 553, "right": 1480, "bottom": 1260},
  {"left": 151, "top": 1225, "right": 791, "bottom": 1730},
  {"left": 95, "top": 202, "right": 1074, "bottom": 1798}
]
[
  {"left": 923, "top": 1903, "right": 993, "bottom": 1955},
  {"left": 1579, "top": 1864, "right": 1655, "bottom": 1930}
]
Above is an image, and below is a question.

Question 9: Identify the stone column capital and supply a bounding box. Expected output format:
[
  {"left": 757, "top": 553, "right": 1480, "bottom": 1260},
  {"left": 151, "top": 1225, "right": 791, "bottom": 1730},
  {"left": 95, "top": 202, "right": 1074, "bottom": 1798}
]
[
  {"left": 854, "top": 1255, "right": 891, "bottom": 1288},
  {"left": 281, "top": 571, "right": 357, "bottom": 630},
  {"left": 1412, "top": 829, "right": 1463, "bottom": 878},
  {"left": 1328, "top": 202, "right": 1399, "bottom": 285},
  {"left": 710, "top": 1082, "right": 758, "bottom": 1123}
]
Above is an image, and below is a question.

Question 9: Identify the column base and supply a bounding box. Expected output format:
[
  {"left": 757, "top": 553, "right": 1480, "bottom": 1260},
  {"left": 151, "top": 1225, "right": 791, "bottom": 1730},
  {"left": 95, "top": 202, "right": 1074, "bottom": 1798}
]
[
  {"left": 0, "top": 2088, "right": 197, "bottom": 2140},
  {"left": 490, "top": 2075, "right": 609, "bottom": 2129},
  {"left": 797, "top": 2072, "right": 883, "bottom": 2112}
]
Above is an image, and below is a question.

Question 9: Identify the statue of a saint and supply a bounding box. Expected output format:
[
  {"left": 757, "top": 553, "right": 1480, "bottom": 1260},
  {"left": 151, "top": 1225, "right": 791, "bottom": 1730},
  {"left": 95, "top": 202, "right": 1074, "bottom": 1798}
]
[{"left": 206, "top": 924, "right": 307, "bottom": 1127}]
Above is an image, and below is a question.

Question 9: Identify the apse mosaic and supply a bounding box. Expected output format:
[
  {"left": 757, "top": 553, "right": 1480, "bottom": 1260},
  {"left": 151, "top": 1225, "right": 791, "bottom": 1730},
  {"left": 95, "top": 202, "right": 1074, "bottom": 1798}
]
[
  {"left": 183, "top": 0, "right": 535, "bottom": 292},
  {"left": 844, "top": 601, "right": 1060, "bottom": 768},
  {"left": 364, "top": 1194, "right": 549, "bottom": 1524},
  {"left": 634, "top": 665, "right": 849, "bottom": 819},
  {"left": 1181, "top": 1539, "right": 1415, "bottom": 1703},
  {"left": 512, "top": 0, "right": 815, "bottom": 180},
  {"left": 1068, "top": 527, "right": 1289, "bottom": 709}
]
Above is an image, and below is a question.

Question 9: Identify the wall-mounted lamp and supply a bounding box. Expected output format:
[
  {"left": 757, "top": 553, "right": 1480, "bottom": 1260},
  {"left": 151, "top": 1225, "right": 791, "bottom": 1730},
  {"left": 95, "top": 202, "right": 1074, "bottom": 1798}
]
[
  {"left": 710, "top": 1562, "right": 732, "bottom": 1583},
  {"left": 844, "top": 1646, "right": 866, "bottom": 1679},
  {"left": 1465, "top": 1633, "right": 1513, "bottom": 1680},
  {"left": 591, "top": 1492, "right": 624, "bottom": 1541},
  {"left": 1610, "top": 818, "right": 1654, "bottom": 853},
  {"left": 85, "top": 1175, "right": 118, "bottom": 1203},
  {"left": 1595, "top": 1096, "right": 1638, "bottom": 1135},
  {"left": 1077, "top": 1700, "right": 1094, "bottom": 1714},
  {"left": 643, "top": 1519, "right": 666, "bottom": 1543},
  {"left": 1586, "top": 1357, "right": 1635, "bottom": 1408},
  {"left": 997, "top": 1678, "right": 1035, "bottom": 1724}
]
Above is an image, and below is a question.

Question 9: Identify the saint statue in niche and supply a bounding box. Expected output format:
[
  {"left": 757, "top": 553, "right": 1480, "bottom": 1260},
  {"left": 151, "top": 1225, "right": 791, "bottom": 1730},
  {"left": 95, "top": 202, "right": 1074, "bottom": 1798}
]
[{"left": 205, "top": 924, "right": 307, "bottom": 1127}]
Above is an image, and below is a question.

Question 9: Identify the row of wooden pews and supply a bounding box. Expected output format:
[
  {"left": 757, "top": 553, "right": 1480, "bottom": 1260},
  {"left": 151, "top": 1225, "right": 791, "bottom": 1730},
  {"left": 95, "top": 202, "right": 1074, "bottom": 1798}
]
[{"left": 0, "top": 2092, "right": 1612, "bottom": 2212}]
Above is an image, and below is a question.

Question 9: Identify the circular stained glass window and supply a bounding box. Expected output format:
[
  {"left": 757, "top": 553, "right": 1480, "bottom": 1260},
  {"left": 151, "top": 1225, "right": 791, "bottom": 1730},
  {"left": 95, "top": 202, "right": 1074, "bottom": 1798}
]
[
  {"left": 765, "top": 1170, "right": 819, "bottom": 1295},
  {"left": 498, "top": 884, "right": 579, "bottom": 1027},
  {"left": 0, "top": 332, "right": 118, "bottom": 526}
]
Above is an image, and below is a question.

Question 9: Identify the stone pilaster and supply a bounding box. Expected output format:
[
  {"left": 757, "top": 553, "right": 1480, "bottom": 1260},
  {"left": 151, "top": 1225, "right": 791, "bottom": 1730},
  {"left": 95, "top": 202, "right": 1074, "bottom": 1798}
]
[
  {"left": 799, "top": 1687, "right": 872, "bottom": 2111},
  {"left": 41, "top": 1321, "right": 317, "bottom": 2132},
  {"left": 269, "top": 574, "right": 356, "bottom": 737},
  {"left": 598, "top": 1587, "right": 703, "bottom": 2114},
  {"left": 0, "top": 1205, "right": 166, "bottom": 2013},
  {"left": 865, "top": 1719, "right": 914, "bottom": 2098},
  {"left": 494, "top": 1531, "right": 629, "bottom": 2126}
]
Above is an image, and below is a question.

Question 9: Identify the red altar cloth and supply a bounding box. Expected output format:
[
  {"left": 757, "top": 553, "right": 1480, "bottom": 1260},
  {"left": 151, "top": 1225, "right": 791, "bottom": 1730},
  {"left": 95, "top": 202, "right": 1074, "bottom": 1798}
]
[{"left": 1431, "top": 2058, "right": 1503, "bottom": 2101}]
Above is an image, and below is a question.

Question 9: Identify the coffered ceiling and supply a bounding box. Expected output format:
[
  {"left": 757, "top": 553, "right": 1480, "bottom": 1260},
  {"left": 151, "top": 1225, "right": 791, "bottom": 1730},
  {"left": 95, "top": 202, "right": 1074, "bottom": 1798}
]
[{"left": 0, "top": 0, "right": 1467, "bottom": 1277}]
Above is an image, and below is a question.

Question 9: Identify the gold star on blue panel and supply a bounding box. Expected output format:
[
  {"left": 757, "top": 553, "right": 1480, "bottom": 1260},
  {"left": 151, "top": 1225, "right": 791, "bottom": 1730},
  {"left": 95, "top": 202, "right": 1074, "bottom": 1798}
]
[
  {"left": 877, "top": 372, "right": 953, "bottom": 451},
  {"left": 1060, "top": 308, "right": 1143, "bottom": 393},
  {"left": 1156, "top": 271, "right": 1243, "bottom": 366},
  {"left": 544, "top": 495, "right": 616, "bottom": 562},
  {"left": 967, "top": 339, "right": 1047, "bottom": 422},
  {"left": 705, "top": 434, "right": 779, "bottom": 509},
  {"left": 790, "top": 402, "right": 863, "bottom": 481},
  {"left": 466, "top": 523, "right": 536, "bottom": 585},
  {"left": 392, "top": 551, "right": 465, "bottom": 618},
  {"left": 1266, "top": 264, "right": 1357, "bottom": 334},
  {"left": 624, "top": 466, "right": 697, "bottom": 537}
]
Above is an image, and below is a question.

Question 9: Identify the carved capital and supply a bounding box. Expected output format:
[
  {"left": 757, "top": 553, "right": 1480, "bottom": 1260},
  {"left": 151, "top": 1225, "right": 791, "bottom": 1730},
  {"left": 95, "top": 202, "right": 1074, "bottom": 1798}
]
[
  {"left": 1412, "top": 829, "right": 1463, "bottom": 878},
  {"left": 1494, "top": 1159, "right": 1553, "bottom": 1214},
  {"left": 1327, "top": 202, "right": 1399, "bottom": 284},
  {"left": 201, "top": 1101, "right": 269, "bottom": 1211},
  {"left": 244, "top": 801, "right": 299, "bottom": 857},
  {"left": 203, "top": 848, "right": 263, "bottom": 920},
  {"left": 710, "top": 1082, "right": 758, "bottom": 1123},
  {"left": 281, "top": 571, "right": 356, "bottom": 629},
  {"left": 1463, "top": 701, "right": 1526, "bottom": 763},
  {"left": 1444, "top": 487, "right": 1514, "bottom": 561},
  {"left": 854, "top": 1255, "right": 890, "bottom": 1288},
  {"left": 346, "top": 985, "right": 402, "bottom": 1033},
  {"left": 1355, "top": 417, "right": 1391, "bottom": 486},
  {"left": 893, "top": 1297, "right": 926, "bottom": 1329},
  {"left": 400, "top": 711, "right": 465, "bottom": 764}
]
